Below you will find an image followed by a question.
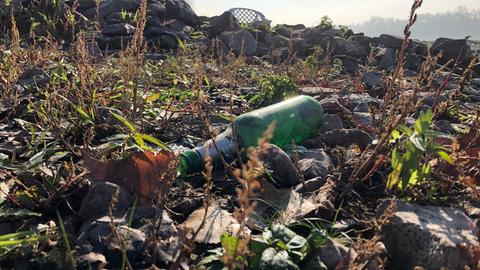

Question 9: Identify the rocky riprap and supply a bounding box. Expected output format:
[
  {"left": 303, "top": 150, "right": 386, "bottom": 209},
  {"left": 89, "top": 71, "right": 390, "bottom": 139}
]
[
  {"left": 2, "top": 0, "right": 479, "bottom": 77},
  {"left": 1, "top": 1, "right": 480, "bottom": 269}
]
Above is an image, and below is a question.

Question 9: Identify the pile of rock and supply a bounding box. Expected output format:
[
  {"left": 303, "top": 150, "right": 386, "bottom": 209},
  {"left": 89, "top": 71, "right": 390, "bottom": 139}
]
[{"left": 78, "top": 0, "right": 201, "bottom": 49}]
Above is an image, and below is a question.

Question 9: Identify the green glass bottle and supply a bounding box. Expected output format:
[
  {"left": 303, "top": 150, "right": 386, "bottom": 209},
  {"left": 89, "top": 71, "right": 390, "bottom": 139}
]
[{"left": 178, "top": 95, "right": 324, "bottom": 176}]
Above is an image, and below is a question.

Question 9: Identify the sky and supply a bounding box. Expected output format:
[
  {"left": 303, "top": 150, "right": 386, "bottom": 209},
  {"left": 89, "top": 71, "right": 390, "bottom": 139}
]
[{"left": 191, "top": 0, "right": 480, "bottom": 26}]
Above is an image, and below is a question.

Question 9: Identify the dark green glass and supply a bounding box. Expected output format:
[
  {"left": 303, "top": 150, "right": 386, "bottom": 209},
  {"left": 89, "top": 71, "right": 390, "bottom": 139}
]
[{"left": 178, "top": 95, "right": 324, "bottom": 176}]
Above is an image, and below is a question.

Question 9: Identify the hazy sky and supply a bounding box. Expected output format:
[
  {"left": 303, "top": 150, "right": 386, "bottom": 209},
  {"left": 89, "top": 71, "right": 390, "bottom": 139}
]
[{"left": 191, "top": 0, "right": 480, "bottom": 26}]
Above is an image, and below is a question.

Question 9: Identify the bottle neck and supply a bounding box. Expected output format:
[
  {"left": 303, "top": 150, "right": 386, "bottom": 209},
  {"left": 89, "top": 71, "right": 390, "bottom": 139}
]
[{"left": 195, "top": 128, "right": 237, "bottom": 163}]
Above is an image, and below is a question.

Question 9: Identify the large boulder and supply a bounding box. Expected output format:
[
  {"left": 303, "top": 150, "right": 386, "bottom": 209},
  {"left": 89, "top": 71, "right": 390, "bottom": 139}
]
[
  {"left": 431, "top": 37, "right": 474, "bottom": 67},
  {"left": 209, "top": 11, "right": 239, "bottom": 37},
  {"left": 101, "top": 23, "right": 136, "bottom": 36},
  {"left": 220, "top": 30, "right": 257, "bottom": 57},
  {"left": 259, "top": 144, "right": 300, "bottom": 188},
  {"left": 79, "top": 182, "right": 130, "bottom": 220},
  {"left": 373, "top": 34, "right": 428, "bottom": 55},
  {"left": 377, "top": 199, "right": 479, "bottom": 270},
  {"left": 164, "top": 0, "right": 200, "bottom": 27},
  {"left": 274, "top": 24, "right": 306, "bottom": 38},
  {"left": 332, "top": 37, "right": 368, "bottom": 58},
  {"left": 98, "top": 0, "right": 140, "bottom": 19},
  {"left": 147, "top": 0, "right": 166, "bottom": 18}
]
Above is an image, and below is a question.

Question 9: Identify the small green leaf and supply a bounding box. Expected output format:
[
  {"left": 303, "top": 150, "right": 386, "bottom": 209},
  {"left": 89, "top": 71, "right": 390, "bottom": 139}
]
[
  {"left": 138, "top": 134, "right": 170, "bottom": 150},
  {"left": 259, "top": 248, "right": 299, "bottom": 270},
  {"left": 306, "top": 229, "right": 327, "bottom": 250},
  {"left": 437, "top": 151, "right": 454, "bottom": 164},
  {"left": 220, "top": 233, "right": 237, "bottom": 257},
  {"left": 145, "top": 93, "right": 161, "bottom": 103},
  {"left": 410, "top": 134, "right": 426, "bottom": 152},
  {"left": 111, "top": 112, "right": 136, "bottom": 133},
  {"left": 133, "top": 133, "right": 151, "bottom": 151},
  {"left": 391, "top": 148, "right": 402, "bottom": 169},
  {"left": 396, "top": 124, "right": 412, "bottom": 136},
  {"left": 390, "top": 130, "right": 401, "bottom": 143}
]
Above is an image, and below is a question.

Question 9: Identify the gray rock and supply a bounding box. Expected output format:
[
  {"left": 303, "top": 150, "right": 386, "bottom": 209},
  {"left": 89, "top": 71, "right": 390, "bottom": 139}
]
[
  {"left": 77, "top": 252, "right": 107, "bottom": 270},
  {"left": 78, "top": 0, "right": 97, "bottom": 10},
  {"left": 319, "top": 96, "right": 350, "bottom": 115},
  {"left": 333, "top": 37, "right": 367, "bottom": 59},
  {"left": 132, "top": 206, "right": 178, "bottom": 237},
  {"left": 77, "top": 221, "right": 147, "bottom": 268},
  {"left": 415, "top": 91, "right": 448, "bottom": 107},
  {"left": 316, "top": 129, "right": 373, "bottom": 150},
  {"left": 295, "top": 177, "right": 325, "bottom": 193},
  {"left": 362, "top": 71, "right": 382, "bottom": 89},
  {"left": 403, "top": 69, "right": 417, "bottom": 77},
  {"left": 274, "top": 24, "right": 305, "bottom": 38},
  {"left": 335, "top": 55, "right": 361, "bottom": 74},
  {"left": 291, "top": 37, "right": 307, "bottom": 57},
  {"left": 268, "top": 34, "right": 290, "bottom": 49},
  {"left": 17, "top": 68, "right": 50, "bottom": 89},
  {"left": 377, "top": 47, "right": 397, "bottom": 70},
  {"left": 303, "top": 237, "right": 357, "bottom": 270},
  {"left": 99, "top": 0, "right": 140, "bottom": 19},
  {"left": 86, "top": 41, "right": 103, "bottom": 60},
  {"left": 165, "top": 0, "right": 200, "bottom": 27},
  {"left": 353, "top": 112, "right": 373, "bottom": 126},
  {"left": 431, "top": 38, "right": 474, "bottom": 67},
  {"left": 79, "top": 182, "right": 129, "bottom": 220},
  {"left": 353, "top": 102, "right": 369, "bottom": 113},
  {"left": 97, "top": 35, "right": 133, "bottom": 50},
  {"left": 259, "top": 144, "right": 300, "bottom": 188},
  {"left": 377, "top": 199, "right": 479, "bottom": 270},
  {"left": 220, "top": 30, "right": 257, "bottom": 57},
  {"left": 101, "top": 23, "right": 136, "bottom": 36},
  {"left": 344, "top": 93, "right": 382, "bottom": 109},
  {"left": 147, "top": 1, "right": 166, "bottom": 18},
  {"left": 209, "top": 11, "right": 239, "bottom": 37},
  {"left": 434, "top": 120, "right": 455, "bottom": 133},
  {"left": 472, "top": 78, "right": 480, "bottom": 88},
  {"left": 319, "top": 114, "right": 343, "bottom": 133},
  {"left": 298, "top": 149, "right": 334, "bottom": 180}
]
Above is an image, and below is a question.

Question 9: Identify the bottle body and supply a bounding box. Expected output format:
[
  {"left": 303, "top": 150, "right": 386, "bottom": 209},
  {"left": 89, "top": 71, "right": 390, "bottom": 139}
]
[{"left": 178, "top": 95, "right": 324, "bottom": 175}]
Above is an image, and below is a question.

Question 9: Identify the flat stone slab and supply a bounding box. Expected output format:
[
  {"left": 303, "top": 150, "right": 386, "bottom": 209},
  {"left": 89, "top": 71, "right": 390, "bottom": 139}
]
[{"left": 377, "top": 199, "right": 479, "bottom": 270}]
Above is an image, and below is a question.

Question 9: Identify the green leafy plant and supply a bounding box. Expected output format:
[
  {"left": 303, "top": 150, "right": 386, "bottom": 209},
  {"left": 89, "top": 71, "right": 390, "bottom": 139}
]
[
  {"left": 250, "top": 74, "right": 298, "bottom": 106},
  {"left": 199, "top": 224, "right": 328, "bottom": 269},
  {"left": 110, "top": 111, "right": 170, "bottom": 151},
  {"left": 317, "top": 16, "right": 334, "bottom": 30},
  {"left": 387, "top": 109, "right": 454, "bottom": 191}
]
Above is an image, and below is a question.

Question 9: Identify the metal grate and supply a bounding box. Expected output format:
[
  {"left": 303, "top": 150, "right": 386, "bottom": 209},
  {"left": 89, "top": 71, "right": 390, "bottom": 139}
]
[{"left": 228, "top": 7, "right": 270, "bottom": 25}]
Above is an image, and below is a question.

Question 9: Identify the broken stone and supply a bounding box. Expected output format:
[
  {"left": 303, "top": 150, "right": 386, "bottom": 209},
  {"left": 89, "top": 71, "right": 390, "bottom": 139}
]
[
  {"left": 209, "top": 11, "right": 239, "bottom": 37},
  {"left": 431, "top": 38, "right": 474, "bottom": 67},
  {"left": 314, "top": 129, "right": 373, "bottom": 150},
  {"left": 101, "top": 23, "right": 136, "bottom": 36},
  {"left": 362, "top": 71, "right": 383, "bottom": 90},
  {"left": 353, "top": 102, "right": 369, "bottom": 113},
  {"left": 182, "top": 203, "right": 247, "bottom": 244},
  {"left": 77, "top": 221, "right": 147, "bottom": 269},
  {"left": 259, "top": 144, "right": 300, "bottom": 188},
  {"left": 79, "top": 182, "right": 130, "bottom": 220},
  {"left": 353, "top": 112, "right": 373, "bottom": 126},
  {"left": 220, "top": 30, "right": 257, "bottom": 57},
  {"left": 319, "top": 114, "right": 344, "bottom": 133},
  {"left": 253, "top": 180, "right": 318, "bottom": 226},
  {"left": 303, "top": 237, "right": 357, "bottom": 270},
  {"left": 377, "top": 199, "right": 479, "bottom": 270},
  {"left": 297, "top": 149, "right": 334, "bottom": 180}
]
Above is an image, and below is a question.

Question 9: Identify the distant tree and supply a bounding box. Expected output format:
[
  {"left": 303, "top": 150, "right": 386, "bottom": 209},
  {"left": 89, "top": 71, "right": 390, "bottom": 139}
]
[{"left": 350, "top": 6, "right": 480, "bottom": 41}]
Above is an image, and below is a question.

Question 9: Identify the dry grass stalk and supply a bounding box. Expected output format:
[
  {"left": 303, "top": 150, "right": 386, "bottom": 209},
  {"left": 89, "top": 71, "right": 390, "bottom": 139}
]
[
  {"left": 347, "top": 0, "right": 424, "bottom": 184},
  {"left": 222, "top": 123, "right": 275, "bottom": 269}
]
